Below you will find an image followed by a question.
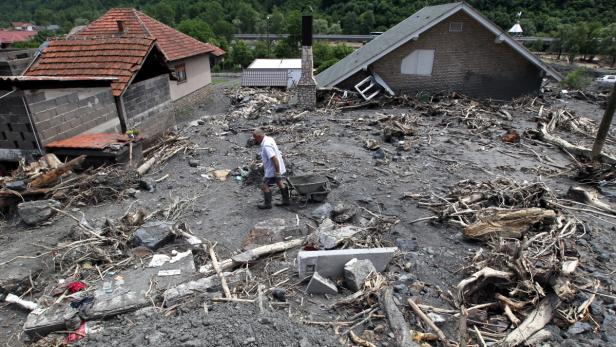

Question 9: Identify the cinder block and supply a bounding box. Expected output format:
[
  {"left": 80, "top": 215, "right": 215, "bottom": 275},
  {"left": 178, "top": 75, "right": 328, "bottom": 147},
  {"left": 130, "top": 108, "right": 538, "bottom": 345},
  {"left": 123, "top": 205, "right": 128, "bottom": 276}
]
[
  {"left": 306, "top": 272, "right": 338, "bottom": 295},
  {"left": 297, "top": 248, "right": 397, "bottom": 280}
]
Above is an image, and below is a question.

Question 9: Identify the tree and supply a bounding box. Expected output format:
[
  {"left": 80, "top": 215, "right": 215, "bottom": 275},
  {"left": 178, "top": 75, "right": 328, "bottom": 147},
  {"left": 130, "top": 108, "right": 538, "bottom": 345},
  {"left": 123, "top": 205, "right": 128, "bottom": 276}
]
[
  {"left": 213, "top": 20, "right": 235, "bottom": 42},
  {"left": 177, "top": 18, "right": 215, "bottom": 43},
  {"left": 314, "top": 18, "right": 329, "bottom": 34},
  {"left": 145, "top": 1, "right": 176, "bottom": 26},
  {"left": 599, "top": 23, "right": 616, "bottom": 66},
  {"left": 342, "top": 11, "right": 358, "bottom": 34},
  {"left": 358, "top": 10, "right": 375, "bottom": 34},
  {"left": 234, "top": 3, "right": 258, "bottom": 33},
  {"left": 229, "top": 40, "right": 254, "bottom": 69}
]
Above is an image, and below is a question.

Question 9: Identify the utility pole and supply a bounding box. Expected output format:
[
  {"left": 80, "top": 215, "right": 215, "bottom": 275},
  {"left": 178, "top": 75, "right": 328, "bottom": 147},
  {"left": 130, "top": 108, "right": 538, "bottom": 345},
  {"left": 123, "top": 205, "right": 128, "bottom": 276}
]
[
  {"left": 591, "top": 83, "right": 616, "bottom": 161},
  {"left": 266, "top": 15, "right": 271, "bottom": 57}
]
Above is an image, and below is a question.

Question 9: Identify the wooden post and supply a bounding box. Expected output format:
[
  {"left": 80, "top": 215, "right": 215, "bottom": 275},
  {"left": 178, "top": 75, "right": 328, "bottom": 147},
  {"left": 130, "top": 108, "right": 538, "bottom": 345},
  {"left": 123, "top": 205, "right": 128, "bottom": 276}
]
[{"left": 592, "top": 83, "right": 616, "bottom": 161}]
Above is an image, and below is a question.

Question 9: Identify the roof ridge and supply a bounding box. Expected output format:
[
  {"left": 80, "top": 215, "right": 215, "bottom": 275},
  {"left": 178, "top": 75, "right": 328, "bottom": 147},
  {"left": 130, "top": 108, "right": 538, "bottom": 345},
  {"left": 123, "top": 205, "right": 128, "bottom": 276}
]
[{"left": 132, "top": 9, "right": 153, "bottom": 38}]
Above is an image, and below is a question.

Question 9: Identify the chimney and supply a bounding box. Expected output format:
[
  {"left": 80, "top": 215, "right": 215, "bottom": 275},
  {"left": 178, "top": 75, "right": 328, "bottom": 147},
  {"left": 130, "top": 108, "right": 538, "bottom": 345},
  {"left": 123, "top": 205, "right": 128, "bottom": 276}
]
[
  {"left": 297, "top": 15, "right": 316, "bottom": 110},
  {"left": 117, "top": 20, "right": 125, "bottom": 34}
]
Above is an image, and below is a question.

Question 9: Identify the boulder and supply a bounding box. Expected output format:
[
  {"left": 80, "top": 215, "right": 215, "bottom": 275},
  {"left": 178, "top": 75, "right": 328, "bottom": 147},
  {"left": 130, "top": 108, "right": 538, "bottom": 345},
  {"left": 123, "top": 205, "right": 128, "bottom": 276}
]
[
  {"left": 132, "top": 221, "right": 175, "bottom": 250},
  {"left": 344, "top": 258, "right": 376, "bottom": 291},
  {"left": 18, "top": 199, "right": 62, "bottom": 226}
]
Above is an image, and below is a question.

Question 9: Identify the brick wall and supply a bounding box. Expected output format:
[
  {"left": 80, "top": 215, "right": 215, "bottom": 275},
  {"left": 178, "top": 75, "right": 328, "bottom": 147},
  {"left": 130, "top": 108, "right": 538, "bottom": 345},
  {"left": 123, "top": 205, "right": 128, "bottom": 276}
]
[
  {"left": 343, "top": 12, "right": 543, "bottom": 99},
  {"left": 0, "top": 91, "right": 38, "bottom": 150},
  {"left": 26, "top": 88, "right": 119, "bottom": 144},
  {"left": 122, "top": 74, "right": 175, "bottom": 138}
]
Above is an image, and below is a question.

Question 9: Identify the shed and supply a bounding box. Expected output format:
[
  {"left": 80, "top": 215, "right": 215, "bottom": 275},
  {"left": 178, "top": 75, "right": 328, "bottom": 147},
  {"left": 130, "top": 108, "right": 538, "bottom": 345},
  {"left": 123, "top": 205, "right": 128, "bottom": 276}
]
[{"left": 242, "top": 59, "right": 302, "bottom": 89}]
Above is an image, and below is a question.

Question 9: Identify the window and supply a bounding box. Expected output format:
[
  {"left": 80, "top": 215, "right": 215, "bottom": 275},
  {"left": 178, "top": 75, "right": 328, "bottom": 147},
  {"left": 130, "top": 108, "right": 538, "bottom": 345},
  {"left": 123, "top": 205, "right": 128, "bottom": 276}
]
[
  {"left": 175, "top": 64, "right": 187, "bottom": 84},
  {"left": 449, "top": 22, "right": 463, "bottom": 32},
  {"left": 401, "top": 49, "right": 434, "bottom": 76}
]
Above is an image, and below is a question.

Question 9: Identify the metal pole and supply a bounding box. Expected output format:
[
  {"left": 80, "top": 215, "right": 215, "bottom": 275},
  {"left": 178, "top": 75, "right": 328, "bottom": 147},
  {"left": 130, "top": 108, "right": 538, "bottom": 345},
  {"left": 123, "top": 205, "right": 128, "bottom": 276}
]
[
  {"left": 591, "top": 83, "right": 616, "bottom": 161},
  {"left": 266, "top": 15, "right": 270, "bottom": 57}
]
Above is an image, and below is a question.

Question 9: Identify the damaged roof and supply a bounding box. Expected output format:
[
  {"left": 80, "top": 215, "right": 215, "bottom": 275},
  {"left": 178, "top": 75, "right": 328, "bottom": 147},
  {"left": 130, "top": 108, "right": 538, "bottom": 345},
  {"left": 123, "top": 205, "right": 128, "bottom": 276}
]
[
  {"left": 73, "top": 8, "right": 225, "bottom": 61},
  {"left": 24, "top": 37, "right": 157, "bottom": 96},
  {"left": 316, "top": 2, "right": 561, "bottom": 88}
]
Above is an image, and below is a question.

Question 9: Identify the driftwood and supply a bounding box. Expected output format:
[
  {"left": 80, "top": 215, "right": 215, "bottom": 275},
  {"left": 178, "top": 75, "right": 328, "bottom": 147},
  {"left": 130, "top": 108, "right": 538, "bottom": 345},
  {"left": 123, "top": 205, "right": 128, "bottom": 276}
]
[
  {"left": 0, "top": 189, "right": 48, "bottom": 208},
  {"left": 381, "top": 288, "right": 418, "bottom": 347},
  {"left": 407, "top": 298, "right": 455, "bottom": 347},
  {"left": 231, "top": 238, "right": 304, "bottom": 263},
  {"left": 137, "top": 157, "right": 157, "bottom": 176},
  {"left": 28, "top": 155, "right": 86, "bottom": 188},
  {"left": 535, "top": 122, "right": 616, "bottom": 164},
  {"left": 463, "top": 208, "right": 556, "bottom": 240},
  {"left": 501, "top": 294, "right": 560, "bottom": 347},
  {"left": 457, "top": 267, "right": 513, "bottom": 303},
  {"left": 208, "top": 244, "right": 231, "bottom": 299},
  {"left": 349, "top": 331, "right": 377, "bottom": 347},
  {"left": 567, "top": 186, "right": 616, "bottom": 214}
]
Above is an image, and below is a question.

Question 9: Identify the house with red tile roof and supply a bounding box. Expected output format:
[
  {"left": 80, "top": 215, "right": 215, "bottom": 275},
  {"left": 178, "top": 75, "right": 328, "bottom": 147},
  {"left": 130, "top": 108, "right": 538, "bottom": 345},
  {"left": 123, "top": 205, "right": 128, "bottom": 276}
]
[
  {"left": 0, "top": 31, "right": 38, "bottom": 48},
  {"left": 71, "top": 8, "right": 225, "bottom": 100}
]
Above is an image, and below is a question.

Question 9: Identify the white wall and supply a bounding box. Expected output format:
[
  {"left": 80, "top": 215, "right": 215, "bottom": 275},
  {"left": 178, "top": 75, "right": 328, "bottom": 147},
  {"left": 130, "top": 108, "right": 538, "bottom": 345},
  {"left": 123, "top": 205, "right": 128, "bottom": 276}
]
[
  {"left": 288, "top": 69, "right": 302, "bottom": 88},
  {"left": 168, "top": 54, "right": 212, "bottom": 101}
]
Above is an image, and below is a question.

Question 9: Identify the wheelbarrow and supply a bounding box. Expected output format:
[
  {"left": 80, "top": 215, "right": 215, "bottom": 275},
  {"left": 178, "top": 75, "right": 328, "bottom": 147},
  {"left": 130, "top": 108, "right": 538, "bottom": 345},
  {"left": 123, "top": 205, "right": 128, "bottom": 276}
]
[{"left": 286, "top": 174, "right": 330, "bottom": 205}]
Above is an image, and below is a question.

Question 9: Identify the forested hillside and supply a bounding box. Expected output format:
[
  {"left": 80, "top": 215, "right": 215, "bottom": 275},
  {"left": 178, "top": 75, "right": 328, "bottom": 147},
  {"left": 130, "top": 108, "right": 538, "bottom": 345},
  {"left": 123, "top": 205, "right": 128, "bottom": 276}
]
[{"left": 2, "top": 1, "right": 616, "bottom": 70}]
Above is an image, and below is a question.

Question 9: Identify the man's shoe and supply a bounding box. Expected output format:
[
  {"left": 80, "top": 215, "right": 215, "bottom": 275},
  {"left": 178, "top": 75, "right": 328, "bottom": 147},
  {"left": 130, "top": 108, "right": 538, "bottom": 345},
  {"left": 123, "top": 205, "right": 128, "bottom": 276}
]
[
  {"left": 257, "top": 191, "right": 273, "bottom": 209},
  {"left": 275, "top": 186, "right": 290, "bottom": 206}
]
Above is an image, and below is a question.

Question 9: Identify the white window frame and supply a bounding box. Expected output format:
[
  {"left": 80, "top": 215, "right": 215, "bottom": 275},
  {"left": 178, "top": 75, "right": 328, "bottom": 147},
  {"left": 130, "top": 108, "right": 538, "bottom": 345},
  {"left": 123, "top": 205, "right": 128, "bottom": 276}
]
[
  {"left": 175, "top": 63, "right": 187, "bottom": 84},
  {"left": 401, "top": 49, "right": 435, "bottom": 76}
]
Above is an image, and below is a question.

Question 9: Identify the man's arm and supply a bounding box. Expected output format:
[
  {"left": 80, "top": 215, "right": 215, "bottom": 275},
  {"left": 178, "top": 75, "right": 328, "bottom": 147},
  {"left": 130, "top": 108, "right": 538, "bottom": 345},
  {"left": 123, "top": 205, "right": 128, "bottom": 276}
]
[{"left": 271, "top": 155, "right": 281, "bottom": 175}]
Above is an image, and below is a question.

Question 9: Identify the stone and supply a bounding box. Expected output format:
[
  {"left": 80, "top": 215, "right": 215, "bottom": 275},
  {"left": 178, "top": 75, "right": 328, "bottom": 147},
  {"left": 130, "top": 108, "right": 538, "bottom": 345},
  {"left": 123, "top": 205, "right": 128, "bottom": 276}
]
[
  {"left": 271, "top": 288, "right": 286, "bottom": 302},
  {"left": 5, "top": 180, "right": 26, "bottom": 191},
  {"left": 138, "top": 179, "right": 155, "bottom": 192},
  {"left": 306, "top": 272, "right": 338, "bottom": 295},
  {"left": 311, "top": 203, "right": 332, "bottom": 220},
  {"left": 395, "top": 238, "right": 418, "bottom": 252},
  {"left": 567, "top": 321, "right": 592, "bottom": 335},
  {"left": 317, "top": 225, "right": 363, "bottom": 249},
  {"left": 344, "top": 258, "right": 376, "bottom": 291},
  {"left": 241, "top": 218, "right": 303, "bottom": 250},
  {"left": 126, "top": 188, "right": 139, "bottom": 197},
  {"left": 298, "top": 247, "right": 397, "bottom": 279},
  {"left": 373, "top": 148, "right": 385, "bottom": 159},
  {"left": 18, "top": 199, "right": 62, "bottom": 226},
  {"left": 188, "top": 159, "right": 199, "bottom": 167},
  {"left": 601, "top": 314, "right": 616, "bottom": 343},
  {"left": 132, "top": 221, "right": 175, "bottom": 250}
]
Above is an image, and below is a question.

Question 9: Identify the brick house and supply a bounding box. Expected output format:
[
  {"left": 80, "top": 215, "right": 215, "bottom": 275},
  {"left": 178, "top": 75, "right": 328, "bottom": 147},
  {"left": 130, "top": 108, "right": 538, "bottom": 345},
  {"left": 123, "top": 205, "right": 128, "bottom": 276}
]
[
  {"left": 316, "top": 2, "right": 562, "bottom": 100},
  {"left": 73, "top": 8, "right": 225, "bottom": 100}
]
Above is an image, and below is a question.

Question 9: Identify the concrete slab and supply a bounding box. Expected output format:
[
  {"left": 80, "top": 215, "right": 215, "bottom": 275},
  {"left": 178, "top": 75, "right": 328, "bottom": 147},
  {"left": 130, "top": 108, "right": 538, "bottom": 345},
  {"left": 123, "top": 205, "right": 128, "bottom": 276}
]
[
  {"left": 306, "top": 272, "right": 338, "bottom": 295},
  {"left": 163, "top": 268, "right": 249, "bottom": 306},
  {"left": 23, "top": 303, "right": 79, "bottom": 338},
  {"left": 297, "top": 247, "right": 397, "bottom": 279}
]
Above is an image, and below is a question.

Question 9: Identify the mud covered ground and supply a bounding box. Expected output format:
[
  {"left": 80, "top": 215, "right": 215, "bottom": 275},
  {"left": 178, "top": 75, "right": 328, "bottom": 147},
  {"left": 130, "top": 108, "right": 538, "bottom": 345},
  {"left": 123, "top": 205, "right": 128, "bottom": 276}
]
[{"left": 1, "top": 80, "right": 616, "bottom": 346}]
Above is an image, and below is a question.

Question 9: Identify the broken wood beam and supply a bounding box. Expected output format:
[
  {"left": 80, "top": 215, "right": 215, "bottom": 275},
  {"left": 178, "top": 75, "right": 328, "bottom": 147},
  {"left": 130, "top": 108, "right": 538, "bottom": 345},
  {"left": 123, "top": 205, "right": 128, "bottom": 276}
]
[
  {"left": 381, "top": 288, "right": 418, "bottom": 347},
  {"left": 28, "top": 155, "right": 86, "bottom": 189},
  {"left": 463, "top": 208, "right": 556, "bottom": 240},
  {"left": 501, "top": 294, "right": 560, "bottom": 347}
]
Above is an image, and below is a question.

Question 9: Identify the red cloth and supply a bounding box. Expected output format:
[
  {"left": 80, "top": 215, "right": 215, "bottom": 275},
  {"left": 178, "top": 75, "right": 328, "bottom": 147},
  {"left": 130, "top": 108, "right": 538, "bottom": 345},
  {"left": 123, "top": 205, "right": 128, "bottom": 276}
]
[
  {"left": 67, "top": 281, "right": 87, "bottom": 293},
  {"left": 64, "top": 322, "right": 87, "bottom": 343}
]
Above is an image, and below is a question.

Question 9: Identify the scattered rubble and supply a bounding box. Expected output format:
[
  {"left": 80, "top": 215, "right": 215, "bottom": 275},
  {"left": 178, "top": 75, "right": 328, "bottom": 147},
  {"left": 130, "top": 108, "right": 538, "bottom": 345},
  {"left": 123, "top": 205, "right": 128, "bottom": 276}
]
[
  {"left": 306, "top": 271, "right": 338, "bottom": 295},
  {"left": 17, "top": 199, "right": 61, "bottom": 226}
]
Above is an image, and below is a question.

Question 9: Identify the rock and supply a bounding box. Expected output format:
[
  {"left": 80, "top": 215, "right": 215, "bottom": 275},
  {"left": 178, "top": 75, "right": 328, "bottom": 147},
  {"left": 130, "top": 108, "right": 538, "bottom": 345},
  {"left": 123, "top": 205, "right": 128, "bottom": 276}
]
[
  {"left": 188, "top": 159, "right": 200, "bottom": 167},
  {"left": 138, "top": 179, "right": 155, "bottom": 192},
  {"left": 270, "top": 288, "right": 286, "bottom": 302},
  {"left": 241, "top": 218, "right": 303, "bottom": 250},
  {"left": 373, "top": 148, "right": 385, "bottom": 159},
  {"left": 132, "top": 221, "right": 175, "bottom": 250},
  {"left": 602, "top": 313, "right": 616, "bottom": 343},
  {"left": 567, "top": 321, "right": 592, "bottom": 335},
  {"left": 126, "top": 188, "right": 139, "bottom": 197},
  {"left": 427, "top": 313, "right": 446, "bottom": 324},
  {"left": 332, "top": 203, "right": 357, "bottom": 223},
  {"left": 306, "top": 272, "right": 338, "bottom": 295},
  {"left": 311, "top": 203, "right": 332, "bottom": 221},
  {"left": 5, "top": 180, "right": 26, "bottom": 191},
  {"left": 18, "top": 199, "right": 62, "bottom": 226},
  {"left": 298, "top": 247, "right": 397, "bottom": 279},
  {"left": 393, "top": 283, "right": 408, "bottom": 294},
  {"left": 395, "top": 238, "right": 418, "bottom": 252},
  {"left": 317, "top": 225, "right": 363, "bottom": 250},
  {"left": 344, "top": 258, "right": 377, "bottom": 292}
]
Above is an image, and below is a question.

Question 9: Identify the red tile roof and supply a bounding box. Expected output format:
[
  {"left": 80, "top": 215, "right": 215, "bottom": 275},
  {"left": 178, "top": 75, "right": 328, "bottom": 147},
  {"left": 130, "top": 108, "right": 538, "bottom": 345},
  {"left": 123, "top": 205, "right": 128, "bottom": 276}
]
[
  {"left": 25, "top": 37, "right": 156, "bottom": 96},
  {"left": 0, "top": 30, "right": 37, "bottom": 44},
  {"left": 74, "top": 8, "right": 224, "bottom": 61},
  {"left": 45, "top": 133, "right": 139, "bottom": 150}
]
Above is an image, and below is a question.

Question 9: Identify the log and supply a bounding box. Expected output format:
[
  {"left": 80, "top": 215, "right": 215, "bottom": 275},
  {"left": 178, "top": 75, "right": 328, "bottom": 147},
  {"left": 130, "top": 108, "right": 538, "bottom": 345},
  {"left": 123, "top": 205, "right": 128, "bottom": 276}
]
[
  {"left": 28, "top": 155, "right": 86, "bottom": 188},
  {"left": 208, "top": 244, "right": 231, "bottom": 299},
  {"left": 535, "top": 122, "right": 616, "bottom": 164},
  {"left": 567, "top": 186, "right": 616, "bottom": 215},
  {"left": 137, "top": 156, "right": 157, "bottom": 176},
  {"left": 231, "top": 238, "right": 304, "bottom": 263},
  {"left": 381, "top": 288, "right": 419, "bottom": 347},
  {"left": 463, "top": 208, "right": 556, "bottom": 240},
  {"left": 407, "top": 298, "right": 455, "bottom": 347},
  {"left": 501, "top": 294, "right": 560, "bottom": 347}
]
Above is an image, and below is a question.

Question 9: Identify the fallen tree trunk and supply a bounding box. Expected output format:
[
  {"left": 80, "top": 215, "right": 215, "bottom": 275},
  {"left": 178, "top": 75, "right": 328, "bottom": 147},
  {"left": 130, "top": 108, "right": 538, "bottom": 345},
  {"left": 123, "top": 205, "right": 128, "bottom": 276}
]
[
  {"left": 463, "top": 208, "right": 556, "bottom": 240},
  {"left": 380, "top": 288, "right": 418, "bottom": 347},
  {"left": 501, "top": 294, "right": 560, "bottom": 347},
  {"left": 28, "top": 155, "right": 86, "bottom": 189},
  {"left": 535, "top": 122, "right": 616, "bottom": 164},
  {"left": 567, "top": 186, "right": 616, "bottom": 215}
]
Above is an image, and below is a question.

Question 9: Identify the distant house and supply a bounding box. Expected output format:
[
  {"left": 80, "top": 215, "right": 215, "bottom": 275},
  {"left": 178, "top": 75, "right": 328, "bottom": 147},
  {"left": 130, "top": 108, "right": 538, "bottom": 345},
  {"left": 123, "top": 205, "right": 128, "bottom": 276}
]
[
  {"left": 0, "top": 31, "right": 38, "bottom": 48},
  {"left": 316, "top": 2, "right": 561, "bottom": 100},
  {"left": 46, "top": 24, "right": 60, "bottom": 32},
  {"left": 242, "top": 59, "right": 302, "bottom": 89},
  {"left": 70, "top": 8, "right": 225, "bottom": 100},
  {"left": 11, "top": 22, "right": 35, "bottom": 31}
]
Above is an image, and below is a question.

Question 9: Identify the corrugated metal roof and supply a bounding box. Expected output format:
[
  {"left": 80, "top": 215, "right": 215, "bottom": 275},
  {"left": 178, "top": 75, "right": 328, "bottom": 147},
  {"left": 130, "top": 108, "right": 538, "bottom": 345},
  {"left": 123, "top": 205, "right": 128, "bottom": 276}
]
[
  {"left": 316, "top": 2, "right": 561, "bottom": 87},
  {"left": 241, "top": 69, "right": 288, "bottom": 87},
  {"left": 248, "top": 59, "right": 301, "bottom": 69}
]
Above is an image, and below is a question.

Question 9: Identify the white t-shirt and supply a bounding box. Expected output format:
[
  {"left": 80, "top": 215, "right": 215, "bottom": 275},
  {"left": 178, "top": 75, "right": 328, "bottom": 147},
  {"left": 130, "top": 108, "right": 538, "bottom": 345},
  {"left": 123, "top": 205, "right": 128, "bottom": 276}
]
[{"left": 260, "top": 136, "right": 286, "bottom": 178}]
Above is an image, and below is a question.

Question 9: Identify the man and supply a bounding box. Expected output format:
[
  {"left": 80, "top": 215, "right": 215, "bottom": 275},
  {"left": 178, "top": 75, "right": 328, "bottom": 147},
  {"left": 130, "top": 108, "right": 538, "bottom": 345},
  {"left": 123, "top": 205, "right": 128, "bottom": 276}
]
[{"left": 252, "top": 128, "right": 289, "bottom": 209}]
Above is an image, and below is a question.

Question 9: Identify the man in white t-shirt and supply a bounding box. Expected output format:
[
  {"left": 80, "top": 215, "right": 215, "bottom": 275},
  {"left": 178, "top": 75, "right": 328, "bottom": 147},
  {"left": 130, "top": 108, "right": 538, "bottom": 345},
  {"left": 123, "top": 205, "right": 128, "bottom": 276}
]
[{"left": 252, "top": 128, "right": 289, "bottom": 209}]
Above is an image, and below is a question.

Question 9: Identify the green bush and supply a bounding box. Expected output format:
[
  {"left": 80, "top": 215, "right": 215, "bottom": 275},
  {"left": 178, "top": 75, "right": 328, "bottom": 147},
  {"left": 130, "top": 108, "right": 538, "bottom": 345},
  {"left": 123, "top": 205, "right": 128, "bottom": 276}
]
[{"left": 561, "top": 68, "right": 592, "bottom": 90}]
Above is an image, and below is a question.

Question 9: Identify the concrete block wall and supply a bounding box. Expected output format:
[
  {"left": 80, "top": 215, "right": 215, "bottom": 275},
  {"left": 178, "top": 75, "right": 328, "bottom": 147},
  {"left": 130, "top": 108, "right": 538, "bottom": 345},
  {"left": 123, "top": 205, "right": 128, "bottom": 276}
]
[
  {"left": 0, "top": 91, "right": 38, "bottom": 150},
  {"left": 342, "top": 12, "right": 542, "bottom": 100},
  {"left": 123, "top": 74, "right": 175, "bottom": 138},
  {"left": 26, "top": 88, "right": 118, "bottom": 144}
]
